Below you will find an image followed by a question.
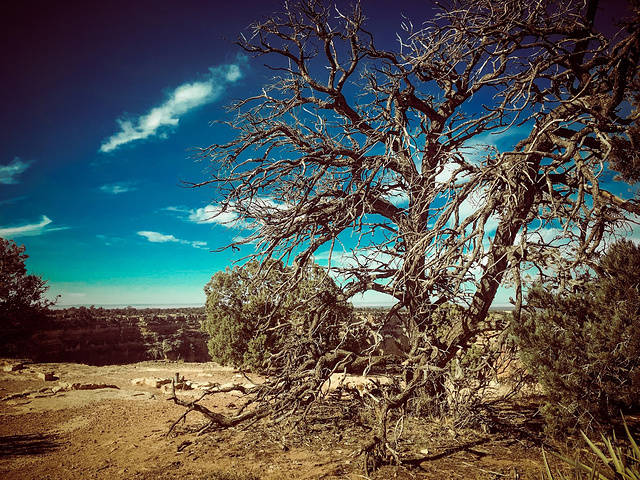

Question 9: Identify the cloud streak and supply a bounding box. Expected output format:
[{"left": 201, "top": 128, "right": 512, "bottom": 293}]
[
  {"left": 137, "top": 230, "right": 207, "bottom": 249},
  {"left": 0, "top": 215, "right": 53, "bottom": 238},
  {"left": 99, "top": 182, "right": 138, "bottom": 194},
  {"left": 165, "top": 204, "right": 245, "bottom": 227},
  {"left": 100, "top": 57, "right": 247, "bottom": 153},
  {"left": 0, "top": 157, "right": 32, "bottom": 184}
]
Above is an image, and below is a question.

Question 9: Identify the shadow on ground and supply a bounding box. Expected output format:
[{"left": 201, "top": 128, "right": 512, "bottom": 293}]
[{"left": 0, "top": 434, "right": 60, "bottom": 457}]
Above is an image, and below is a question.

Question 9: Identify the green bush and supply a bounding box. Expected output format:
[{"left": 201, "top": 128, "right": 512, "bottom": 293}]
[
  {"left": 202, "top": 259, "right": 358, "bottom": 371},
  {"left": 511, "top": 240, "right": 640, "bottom": 434}
]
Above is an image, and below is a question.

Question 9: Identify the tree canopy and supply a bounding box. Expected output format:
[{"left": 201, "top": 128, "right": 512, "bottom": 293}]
[
  {"left": 184, "top": 0, "right": 640, "bottom": 467},
  {"left": 193, "top": 0, "right": 639, "bottom": 343},
  {"left": 0, "top": 237, "right": 55, "bottom": 329}
]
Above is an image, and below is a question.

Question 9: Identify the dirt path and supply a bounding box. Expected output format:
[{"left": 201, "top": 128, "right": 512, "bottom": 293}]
[{"left": 0, "top": 359, "right": 547, "bottom": 479}]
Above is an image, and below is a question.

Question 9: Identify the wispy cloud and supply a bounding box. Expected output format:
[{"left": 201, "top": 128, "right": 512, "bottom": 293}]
[
  {"left": 0, "top": 215, "right": 53, "bottom": 238},
  {"left": 0, "top": 195, "right": 29, "bottom": 206},
  {"left": 167, "top": 196, "right": 287, "bottom": 229},
  {"left": 100, "top": 56, "right": 247, "bottom": 153},
  {"left": 138, "top": 231, "right": 180, "bottom": 243},
  {"left": 96, "top": 234, "right": 126, "bottom": 246},
  {"left": 189, "top": 205, "right": 240, "bottom": 224},
  {"left": 0, "top": 157, "right": 32, "bottom": 184},
  {"left": 137, "top": 230, "right": 207, "bottom": 249},
  {"left": 99, "top": 181, "right": 138, "bottom": 195},
  {"left": 165, "top": 204, "right": 243, "bottom": 227}
]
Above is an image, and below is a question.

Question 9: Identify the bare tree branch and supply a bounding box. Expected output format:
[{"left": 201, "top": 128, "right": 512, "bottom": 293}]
[{"left": 186, "top": 0, "right": 640, "bottom": 470}]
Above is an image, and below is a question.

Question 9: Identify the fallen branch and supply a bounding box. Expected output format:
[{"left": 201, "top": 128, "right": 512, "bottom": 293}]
[{"left": 166, "top": 378, "right": 269, "bottom": 435}]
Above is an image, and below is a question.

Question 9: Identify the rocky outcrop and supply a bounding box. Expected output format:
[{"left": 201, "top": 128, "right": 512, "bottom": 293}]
[{"left": 1, "top": 307, "right": 210, "bottom": 365}]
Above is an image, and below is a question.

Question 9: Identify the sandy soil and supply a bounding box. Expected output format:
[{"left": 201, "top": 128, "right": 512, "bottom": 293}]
[{"left": 0, "top": 359, "right": 550, "bottom": 479}]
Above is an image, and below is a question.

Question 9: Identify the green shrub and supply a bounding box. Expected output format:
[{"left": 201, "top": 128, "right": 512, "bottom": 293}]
[
  {"left": 202, "top": 259, "right": 358, "bottom": 371},
  {"left": 511, "top": 240, "right": 640, "bottom": 434}
]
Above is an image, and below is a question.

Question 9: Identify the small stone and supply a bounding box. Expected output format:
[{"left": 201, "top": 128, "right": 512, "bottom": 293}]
[
  {"left": 3, "top": 363, "right": 24, "bottom": 372},
  {"left": 132, "top": 377, "right": 171, "bottom": 388},
  {"left": 38, "top": 372, "right": 56, "bottom": 381},
  {"left": 58, "top": 382, "right": 81, "bottom": 390}
]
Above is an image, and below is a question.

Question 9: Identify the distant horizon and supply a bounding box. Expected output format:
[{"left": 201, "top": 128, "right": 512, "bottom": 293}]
[
  {"left": 51, "top": 303, "right": 204, "bottom": 310},
  {"left": 52, "top": 301, "right": 516, "bottom": 311}
]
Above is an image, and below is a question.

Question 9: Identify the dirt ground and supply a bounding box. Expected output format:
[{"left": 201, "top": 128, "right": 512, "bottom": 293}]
[{"left": 0, "top": 359, "right": 557, "bottom": 479}]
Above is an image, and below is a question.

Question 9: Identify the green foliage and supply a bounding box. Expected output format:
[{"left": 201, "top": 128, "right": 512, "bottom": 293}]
[
  {"left": 542, "top": 417, "right": 640, "bottom": 480},
  {"left": 202, "top": 259, "right": 357, "bottom": 371},
  {"left": 0, "top": 237, "right": 55, "bottom": 330},
  {"left": 511, "top": 240, "right": 640, "bottom": 434}
]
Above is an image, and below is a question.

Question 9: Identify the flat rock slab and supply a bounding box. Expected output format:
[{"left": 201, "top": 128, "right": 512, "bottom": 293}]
[
  {"left": 131, "top": 377, "right": 172, "bottom": 388},
  {"left": 58, "top": 382, "right": 119, "bottom": 391}
]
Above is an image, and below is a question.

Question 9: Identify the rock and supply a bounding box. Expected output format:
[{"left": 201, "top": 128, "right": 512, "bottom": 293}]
[
  {"left": 58, "top": 382, "right": 118, "bottom": 391},
  {"left": 3, "top": 363, "right": 24, "bottom": 372},
  {"left": 76, "top": 383, "right": 119, "bottom": 390},
  {"left": 191, "top": 382, "right": 215, "bottom": 390},
  {"left": 38, "top": 372, "right": 56, "bottom": 381},
  {"left": 131, "top": 377, "right": 171, "bottom": 388},
  {"left": 1, "top": 391, "right": 31, "bottom": 401},
  {"left": 160, "top": 381, "right": 193, "bottom": 394},
  {"left": 58, "top": 382, "right": 82, "bottom": 390}
]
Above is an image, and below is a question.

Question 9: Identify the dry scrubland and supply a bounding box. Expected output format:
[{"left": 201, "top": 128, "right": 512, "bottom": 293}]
[{"left": 0, "top": 358, "right": 599, "bottom": 480}]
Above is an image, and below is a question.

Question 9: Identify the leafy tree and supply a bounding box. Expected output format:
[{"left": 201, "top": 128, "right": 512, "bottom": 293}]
[
  {"left": 511, "top": 240, "right": 640, "bottom": 434},
  {"left": 184, "top": 0, "right": 640, "bottom": 467},
  {"left": 0, "top": 237, "right": 55, "bottom": 330},
  {"left": 203, "top": 259, "right": 358, "bottom": 371}
]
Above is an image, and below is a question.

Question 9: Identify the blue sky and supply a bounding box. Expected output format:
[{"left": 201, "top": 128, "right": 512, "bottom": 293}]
[
  {"left": 0, "top": 0, "right": 414, "bottom": 307},
  {"left": 0, "top": 0, "right": 636, "bottom": 308}
]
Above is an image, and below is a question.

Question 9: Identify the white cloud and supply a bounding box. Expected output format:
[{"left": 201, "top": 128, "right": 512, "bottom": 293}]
[
  {"left": 188, "top": 205, "right": 237, "bottom": 224},
  {"left": 99, "top": 57, "right": 248, "bottom": 153},
  {"left": 137, "top": 230, "right": 207, "bottom": 249},
  {"left": 166, "top": 204, "right": 245, "bottom": 227},
  {"left": 436, "top": 161, "right": 470, "bottom": 185},
  {"left": 137, "top": 231, "right": 180, "bottom": 243},
  {"left": 186, "top": 198, "right": 288, "bottom": 228},
  {"left": 0, "top": 157, "right": 32, "bottom": 184},
  {"left": 225, "top": 64, "right": 242, "bottom": 82},
  {"left": 384, "top": 187, "right": 410, "bottom": 207},
  {"left": 455, "top": 189, "right": 500, "bottom": 235},
  {"left": 99, "top": 181, "right": 138, "bottom": 194},
  {"left": 0, "top": 215, "right": 53, "bottom": 238}
]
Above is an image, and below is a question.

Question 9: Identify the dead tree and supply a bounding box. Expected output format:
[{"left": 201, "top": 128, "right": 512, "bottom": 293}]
[{"left": 184, "top": 0, "right": 640, "bottom": 469}]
